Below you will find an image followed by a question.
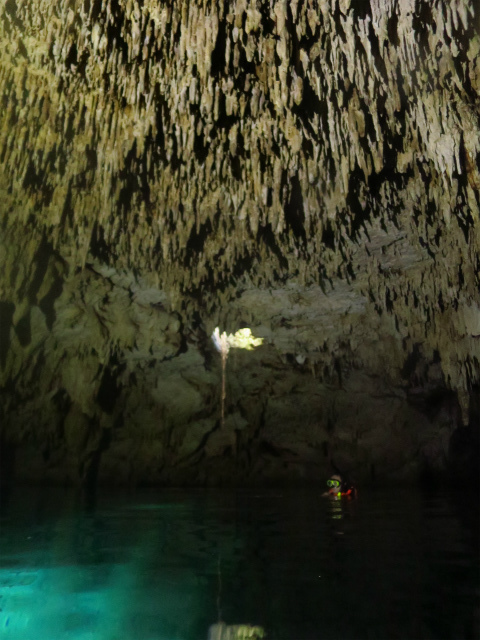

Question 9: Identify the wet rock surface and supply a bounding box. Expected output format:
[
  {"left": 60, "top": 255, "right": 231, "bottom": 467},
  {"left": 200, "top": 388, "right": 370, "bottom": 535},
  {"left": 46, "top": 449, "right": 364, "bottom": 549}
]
[{"left": 0, "top": 1, "right": 479, "bottom": 487}]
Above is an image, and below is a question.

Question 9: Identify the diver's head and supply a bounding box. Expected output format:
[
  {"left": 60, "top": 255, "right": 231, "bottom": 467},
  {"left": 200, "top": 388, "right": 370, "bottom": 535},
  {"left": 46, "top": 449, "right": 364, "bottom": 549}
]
[{"left": 326, "top": 474, "right": 343, "bottom": 495}]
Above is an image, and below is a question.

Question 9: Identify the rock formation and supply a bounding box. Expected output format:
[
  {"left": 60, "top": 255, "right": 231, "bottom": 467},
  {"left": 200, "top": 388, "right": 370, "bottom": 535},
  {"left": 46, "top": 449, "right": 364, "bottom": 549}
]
[{"left": 0, "top": 0, "right": 479, "bottom": 488}]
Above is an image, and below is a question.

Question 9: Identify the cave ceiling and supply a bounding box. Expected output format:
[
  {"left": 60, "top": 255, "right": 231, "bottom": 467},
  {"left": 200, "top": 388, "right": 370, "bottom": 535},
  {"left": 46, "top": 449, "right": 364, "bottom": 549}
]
[
  {"left": 0, "top": 0, "right": 479, "bottom": 482},
  {"left": 1, "top": 0, "right": 478, "bottom": 289}
]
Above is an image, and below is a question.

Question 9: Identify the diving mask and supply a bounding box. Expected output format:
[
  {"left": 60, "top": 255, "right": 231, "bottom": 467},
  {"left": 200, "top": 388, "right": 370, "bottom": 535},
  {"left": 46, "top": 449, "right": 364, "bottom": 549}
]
[{"left": 327, "top": 479, "right": 341, "bottom": 488}]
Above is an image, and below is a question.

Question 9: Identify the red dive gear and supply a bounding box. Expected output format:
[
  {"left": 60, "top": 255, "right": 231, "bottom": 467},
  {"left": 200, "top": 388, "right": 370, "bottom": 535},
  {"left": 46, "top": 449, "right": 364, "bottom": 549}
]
[
  {"left": 339, "top": 487, "right": 356, "bottom": 497},
  {"left": 326, "top": 475, "right": 357, "bottom": 498}
]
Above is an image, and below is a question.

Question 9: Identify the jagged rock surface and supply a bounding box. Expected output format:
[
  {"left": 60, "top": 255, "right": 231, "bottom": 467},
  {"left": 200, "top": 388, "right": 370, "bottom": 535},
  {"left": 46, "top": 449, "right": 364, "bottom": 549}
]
[{"left": 0, "top": 0, "right": 479, "bottom": 487}]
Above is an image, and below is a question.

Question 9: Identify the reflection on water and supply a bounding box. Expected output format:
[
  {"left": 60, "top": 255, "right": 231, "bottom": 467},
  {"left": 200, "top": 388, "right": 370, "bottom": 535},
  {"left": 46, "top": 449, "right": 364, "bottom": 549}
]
[{"left": 0, "top": 487, "right": 478, "bottom": 639}]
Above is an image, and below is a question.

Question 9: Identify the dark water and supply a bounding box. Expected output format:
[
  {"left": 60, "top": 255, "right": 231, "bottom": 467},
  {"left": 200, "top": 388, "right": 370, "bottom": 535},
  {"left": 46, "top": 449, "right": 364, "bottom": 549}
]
[{"left": 0, "top": 487, "right": 478, "bottom": 640}]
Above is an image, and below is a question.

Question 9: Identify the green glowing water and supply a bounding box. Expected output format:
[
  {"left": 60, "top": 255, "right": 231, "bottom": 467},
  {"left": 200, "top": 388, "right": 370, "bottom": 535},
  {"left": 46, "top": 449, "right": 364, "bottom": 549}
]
[{"left": 0, "top": 487, "right": 478, "bottom": 639}]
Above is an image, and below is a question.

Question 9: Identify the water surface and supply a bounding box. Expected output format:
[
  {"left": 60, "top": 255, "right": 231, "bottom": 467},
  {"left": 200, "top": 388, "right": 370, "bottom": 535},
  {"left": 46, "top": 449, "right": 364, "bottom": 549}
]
[{"left": 0, "top": 487, "right": 478, "bottom": 639}]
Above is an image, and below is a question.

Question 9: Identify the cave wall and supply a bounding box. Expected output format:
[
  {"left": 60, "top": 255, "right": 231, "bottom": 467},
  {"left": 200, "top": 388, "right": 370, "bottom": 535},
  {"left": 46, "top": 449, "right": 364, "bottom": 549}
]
[
  {"left": 1, "top": 251, "right": 477, "bottom": 488},
  {"left": 0, "top": 0, "right": 479, "bottom": 487}
]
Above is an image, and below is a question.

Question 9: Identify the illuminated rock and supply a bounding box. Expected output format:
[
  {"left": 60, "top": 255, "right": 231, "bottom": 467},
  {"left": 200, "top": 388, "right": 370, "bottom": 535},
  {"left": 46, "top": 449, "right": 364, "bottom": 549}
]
[{"left": 0, "top": 0, "right": 478, "bottom": 486}]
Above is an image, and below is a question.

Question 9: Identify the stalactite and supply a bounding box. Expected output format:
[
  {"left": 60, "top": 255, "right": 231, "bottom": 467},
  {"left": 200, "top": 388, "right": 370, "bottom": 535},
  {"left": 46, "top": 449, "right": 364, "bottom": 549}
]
[{"left": 0, "top": 0, "right": 478, "bottom": 394}]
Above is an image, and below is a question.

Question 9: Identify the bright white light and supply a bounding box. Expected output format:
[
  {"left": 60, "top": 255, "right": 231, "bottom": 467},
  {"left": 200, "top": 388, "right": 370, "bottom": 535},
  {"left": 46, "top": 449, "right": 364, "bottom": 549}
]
[{"left": 211, "top": 327, "right": 263, "bottom": 353}]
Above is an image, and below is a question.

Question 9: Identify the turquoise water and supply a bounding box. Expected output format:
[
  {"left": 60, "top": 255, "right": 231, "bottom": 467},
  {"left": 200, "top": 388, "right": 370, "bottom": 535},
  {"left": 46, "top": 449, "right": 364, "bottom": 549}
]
[{"left": 0, "top": 487, "right": 478, "bottom": 639}]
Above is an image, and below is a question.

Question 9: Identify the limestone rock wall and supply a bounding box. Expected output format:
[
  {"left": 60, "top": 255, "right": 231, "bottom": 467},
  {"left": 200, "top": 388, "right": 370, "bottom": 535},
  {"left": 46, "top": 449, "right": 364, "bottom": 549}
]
[
  {"left": 0, "top": 0, "right": 479, "bottom": 486},
  {"left": 0, "top": 252, "right": 475, "bottom": 488}
]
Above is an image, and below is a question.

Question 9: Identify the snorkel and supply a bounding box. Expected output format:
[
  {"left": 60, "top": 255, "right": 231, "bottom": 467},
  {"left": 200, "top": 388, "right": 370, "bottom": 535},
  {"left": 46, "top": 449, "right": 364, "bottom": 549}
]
[
  {"left": 323, "top": 461, "right": 357, "bottom": 499},
  {"left": 326, "top": 474, "right": 343, "bottom": 497}
]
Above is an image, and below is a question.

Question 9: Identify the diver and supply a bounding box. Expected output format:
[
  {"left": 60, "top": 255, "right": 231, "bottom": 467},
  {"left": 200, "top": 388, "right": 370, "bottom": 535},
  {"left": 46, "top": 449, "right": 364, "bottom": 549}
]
[{"left": 323, "top": 473, "right": 357, "bottom": 498}]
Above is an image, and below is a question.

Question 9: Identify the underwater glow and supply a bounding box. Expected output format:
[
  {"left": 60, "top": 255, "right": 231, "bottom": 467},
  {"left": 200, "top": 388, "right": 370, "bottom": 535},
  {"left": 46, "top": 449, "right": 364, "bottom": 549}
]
[
  {"left": 207, "top": 622, "right": 266, "bottom": 639},
  {"left": 1, "top": 488, "right": 478, "bottom": 640}
]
